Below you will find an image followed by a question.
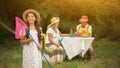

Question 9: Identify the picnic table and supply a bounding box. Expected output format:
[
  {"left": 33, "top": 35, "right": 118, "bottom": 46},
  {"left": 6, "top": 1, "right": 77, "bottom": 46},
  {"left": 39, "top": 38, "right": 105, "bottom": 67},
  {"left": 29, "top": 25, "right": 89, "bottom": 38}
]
[{"left": 60, "top": 37, "right": 94, "bottom": 60}]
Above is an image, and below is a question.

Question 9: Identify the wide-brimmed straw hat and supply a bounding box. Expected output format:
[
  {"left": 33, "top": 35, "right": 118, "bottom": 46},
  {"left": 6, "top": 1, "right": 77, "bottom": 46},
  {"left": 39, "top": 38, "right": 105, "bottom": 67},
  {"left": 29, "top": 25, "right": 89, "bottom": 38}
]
[
  {"left": 47, "top": 17, "right": 60, "bottom": 28},
  {"left": 22, "top": 9, "right": 40, "bottom": 23},
  {"left": 79, "top": 15, "right": 88, "bottom": 23}
]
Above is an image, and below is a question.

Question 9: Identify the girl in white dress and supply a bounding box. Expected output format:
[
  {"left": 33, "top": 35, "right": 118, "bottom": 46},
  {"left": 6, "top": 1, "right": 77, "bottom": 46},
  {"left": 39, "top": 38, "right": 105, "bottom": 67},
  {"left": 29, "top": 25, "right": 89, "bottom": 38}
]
[{"left": 20, "top": 9, "right": 43, "bottom": 68}]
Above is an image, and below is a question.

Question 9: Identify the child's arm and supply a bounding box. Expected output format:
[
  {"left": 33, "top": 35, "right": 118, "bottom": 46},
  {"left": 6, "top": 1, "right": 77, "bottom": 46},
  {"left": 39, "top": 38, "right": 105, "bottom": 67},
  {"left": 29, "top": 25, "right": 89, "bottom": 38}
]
[
  {"left": 20, "top": 36, "right": 34, "bottom": 44},
  {"left": 38, "top": 40, "right": 43, "bottom": 50},
  {"left": 38, "top": 27, "right": 43, "bottom": 49}
]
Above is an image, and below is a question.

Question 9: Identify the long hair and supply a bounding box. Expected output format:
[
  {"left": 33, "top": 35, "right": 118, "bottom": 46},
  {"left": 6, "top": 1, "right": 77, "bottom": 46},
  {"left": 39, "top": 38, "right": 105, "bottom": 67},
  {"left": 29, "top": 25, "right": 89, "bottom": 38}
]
[{"left": 25, "top": 12, "right": 42, "bottom": 43}]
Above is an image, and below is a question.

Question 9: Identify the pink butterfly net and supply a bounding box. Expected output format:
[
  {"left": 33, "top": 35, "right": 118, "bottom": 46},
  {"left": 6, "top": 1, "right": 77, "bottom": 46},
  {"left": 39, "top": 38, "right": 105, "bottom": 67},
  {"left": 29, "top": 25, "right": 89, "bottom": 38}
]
[{"left": 15, "top": 17, "right": 28, "bottom": 39}]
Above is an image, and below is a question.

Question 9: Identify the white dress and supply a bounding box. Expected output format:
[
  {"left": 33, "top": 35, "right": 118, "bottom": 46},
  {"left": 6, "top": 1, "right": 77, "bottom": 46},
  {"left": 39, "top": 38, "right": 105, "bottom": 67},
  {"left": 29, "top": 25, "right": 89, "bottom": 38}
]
[{"left": 22, "top": 30, "right": 42, "bottom": 68}]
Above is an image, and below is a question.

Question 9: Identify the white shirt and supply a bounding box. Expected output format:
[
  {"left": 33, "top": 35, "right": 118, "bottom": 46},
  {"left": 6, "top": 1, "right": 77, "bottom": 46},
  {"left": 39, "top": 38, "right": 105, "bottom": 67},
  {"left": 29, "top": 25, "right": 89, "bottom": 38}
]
[
  {"left": 46, "top": 27, "right": 60, "bottom": 44},
  {"left": 76, "top": 24, "right": 92, "bottom": 36}
]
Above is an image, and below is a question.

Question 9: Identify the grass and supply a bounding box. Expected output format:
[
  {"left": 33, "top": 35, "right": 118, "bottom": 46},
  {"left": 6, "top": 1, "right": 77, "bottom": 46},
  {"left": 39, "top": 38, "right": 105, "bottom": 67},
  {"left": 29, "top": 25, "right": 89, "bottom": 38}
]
[{"left": 0, "top": 40, "right": 120, "bottom": 68}]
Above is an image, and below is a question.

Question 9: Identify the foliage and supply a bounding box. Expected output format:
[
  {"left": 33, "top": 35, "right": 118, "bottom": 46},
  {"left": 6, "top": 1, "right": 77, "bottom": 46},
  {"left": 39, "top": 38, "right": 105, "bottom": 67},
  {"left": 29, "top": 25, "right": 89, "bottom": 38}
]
[{"left": 0, "top": 0, "right": 120, "bottom": 40}]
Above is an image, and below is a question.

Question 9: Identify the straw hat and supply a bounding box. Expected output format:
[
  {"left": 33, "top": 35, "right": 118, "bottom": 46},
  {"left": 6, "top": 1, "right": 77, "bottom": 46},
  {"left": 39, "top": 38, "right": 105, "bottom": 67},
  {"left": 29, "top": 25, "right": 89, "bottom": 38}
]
[
  {"left": 79, "top": 15, "right": 88, "bottom": 23},
  {"left": 22, "top": 9, "right": 40, "bottom": 23},
  {"left": 47, "top": 17, "right": 60, "bottom": 28}
]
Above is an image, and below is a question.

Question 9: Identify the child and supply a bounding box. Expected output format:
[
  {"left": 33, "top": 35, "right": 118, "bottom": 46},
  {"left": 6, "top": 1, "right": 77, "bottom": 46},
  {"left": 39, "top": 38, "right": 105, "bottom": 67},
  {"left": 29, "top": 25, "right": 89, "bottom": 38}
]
[{"left": 20, "top": 9, "right": 43, "bottom": 68}]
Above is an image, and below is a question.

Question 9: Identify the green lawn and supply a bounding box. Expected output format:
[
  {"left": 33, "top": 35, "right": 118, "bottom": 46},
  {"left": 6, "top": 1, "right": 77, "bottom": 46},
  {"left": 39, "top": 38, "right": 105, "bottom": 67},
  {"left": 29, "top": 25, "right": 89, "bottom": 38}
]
[{"left": 0, "top": 40, "right": 120, "bottom": 68}]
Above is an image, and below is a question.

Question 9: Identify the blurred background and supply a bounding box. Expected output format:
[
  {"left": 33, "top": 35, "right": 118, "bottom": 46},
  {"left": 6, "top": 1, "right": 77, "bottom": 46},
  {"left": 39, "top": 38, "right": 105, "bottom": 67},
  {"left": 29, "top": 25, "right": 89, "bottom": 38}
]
[
  {"left": 0, "top": 0, "right": 120, "bottom": 68},
  {"left": 0, "top": 0, "right": 120, "bottom": 41}
]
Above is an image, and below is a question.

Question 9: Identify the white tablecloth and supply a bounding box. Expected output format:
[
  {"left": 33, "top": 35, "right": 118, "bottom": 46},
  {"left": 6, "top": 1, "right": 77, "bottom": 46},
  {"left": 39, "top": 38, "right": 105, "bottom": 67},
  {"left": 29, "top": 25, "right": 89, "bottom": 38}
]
[{"left": 60, "top": 37, "right": 94, "bottom": 60}]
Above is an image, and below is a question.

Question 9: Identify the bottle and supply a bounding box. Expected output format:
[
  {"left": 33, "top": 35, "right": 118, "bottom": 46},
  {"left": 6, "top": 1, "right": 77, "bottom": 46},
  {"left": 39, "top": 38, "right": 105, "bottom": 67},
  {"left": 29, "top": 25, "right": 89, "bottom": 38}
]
[{"left": 70, "top": 28, "right": 73, "bottom": 37}]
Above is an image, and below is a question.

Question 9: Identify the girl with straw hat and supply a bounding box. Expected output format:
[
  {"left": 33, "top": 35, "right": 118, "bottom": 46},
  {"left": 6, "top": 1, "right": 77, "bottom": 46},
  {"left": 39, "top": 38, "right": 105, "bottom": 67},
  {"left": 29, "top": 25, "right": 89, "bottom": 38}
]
[{"left": 20, "top": 9, "right": 43, "bottom": 68}]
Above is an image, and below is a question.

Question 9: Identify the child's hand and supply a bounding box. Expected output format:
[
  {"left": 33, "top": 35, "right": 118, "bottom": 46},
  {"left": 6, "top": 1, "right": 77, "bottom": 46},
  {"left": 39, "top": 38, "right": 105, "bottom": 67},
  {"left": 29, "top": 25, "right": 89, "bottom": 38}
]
[
  {"left": 27, "top": 38, "right": 34, "bottom": 43},
  {"left": 38, "top": 44, "right": 42, "bottom": 50}
]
